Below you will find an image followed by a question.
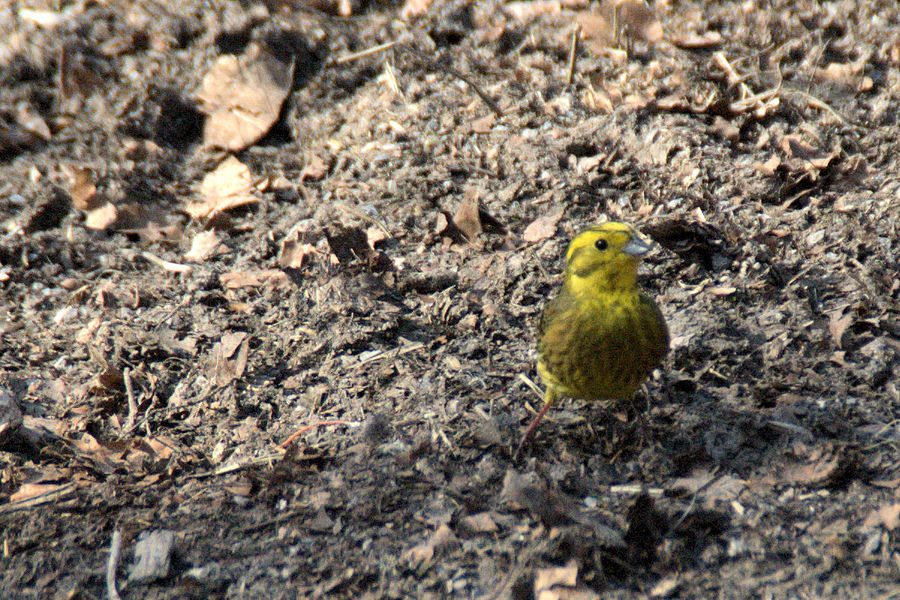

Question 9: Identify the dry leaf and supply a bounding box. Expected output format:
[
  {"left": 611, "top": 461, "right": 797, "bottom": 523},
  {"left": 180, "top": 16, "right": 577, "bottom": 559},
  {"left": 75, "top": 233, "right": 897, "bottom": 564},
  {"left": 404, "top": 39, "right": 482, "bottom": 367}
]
[
  {"left": 781, "top": 135, "right": 836, "bottom": 171},
  {"left": 503, "top": 1, "right": 567, "bottom": 21},
  {"left": 212, "top": 332, "right": 249, "bottom": 385},
  {"left": 582, "top": 85, "right": 616, "bottom": 113},
  {"left": 279, "top": 239, "right": 317, "bottom": 269},
  {"left": 63, "top": 165, "right": 100, "bottom": 210},
  {"left": 814, "top": 62, "right": 873, "bottom": 92},
  {"left": 753, "top": 155, "right": 781, "bottom": 175},
  {"left": 708, "top": 286, "right": 736, "bottom": 296},
  {"left": 534, "top": 561, "right": 602, "bottom": 600},
  {"left": 85, "top": 202, "right": 118, "bottom": 230},
  {"left": 670, "top": 31, "right": 724, "bottom": 49},
  {"left": 14, "top": 104, "right": 51, "bottom": 141},
  {"left": 404, "top": 524, "right": 456, "bottom": 570},
  {"left": 184, "top": 230, "right": 225, "bottom": 262},
  {"left": 453, "top": 191, "right": 483, "bottom": 242},
  {"left": 863, "top": 504, "right": 900, "bottom": 531},
  {"left": 459, "top": 512, "right": 498, "bottom": 534},
  {"left": 9, "top": 482, "right": 65, "bottom": 503},
  {"left": 325, "top": 225, "right": 374, "bottom": 263},
  {"left": 613, "top": 0, "right": 663, "bottom": 42},
  {"left": 650, "top": 576, "right": 680, "bottom": 598},
  {"left": 783, "top": 451, "right": 840, "bottom": 485},
  {"left": 220, "top": 269, "right": 291, "bottom": 289},
  {"left": 827, "top": 307, "right": 853, "bottom": 349},
  {"left": 470, "top": 114, "right": 495, "bottom": 134},
  {"left": 187, "top": 156, "right": 257, "bottom": 220},
  {"left": 523, "top": 210, "right": 563, "bottom": 242},
  {"left": 401, "top": 0, "right": 433, "bottom": 19},
  {"left": 300, "top": 154, "right": 328, "bottom": 182},
  {"left": 196, "top": 43, "right": 293, "bottom": 151},
  {"left": 578, "top": 0, "right": 662, "bottom": 54}
]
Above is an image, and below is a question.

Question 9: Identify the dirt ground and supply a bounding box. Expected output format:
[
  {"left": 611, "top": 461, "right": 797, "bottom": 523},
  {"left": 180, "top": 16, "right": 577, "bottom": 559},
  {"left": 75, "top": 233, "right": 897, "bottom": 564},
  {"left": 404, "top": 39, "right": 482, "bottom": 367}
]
[{"left": 1, "top": 0, "right": 899, "bottom": 598}]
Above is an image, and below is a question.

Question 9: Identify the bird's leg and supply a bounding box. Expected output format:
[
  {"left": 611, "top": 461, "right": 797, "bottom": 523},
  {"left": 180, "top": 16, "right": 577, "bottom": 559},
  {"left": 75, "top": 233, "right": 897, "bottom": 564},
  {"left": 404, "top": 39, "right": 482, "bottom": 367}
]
[
  {"left": 514, "top": 387, "right": 558, "bottom": 459},
  {"left": 626, "top": 390, "right": 652, "bottom": 448}
]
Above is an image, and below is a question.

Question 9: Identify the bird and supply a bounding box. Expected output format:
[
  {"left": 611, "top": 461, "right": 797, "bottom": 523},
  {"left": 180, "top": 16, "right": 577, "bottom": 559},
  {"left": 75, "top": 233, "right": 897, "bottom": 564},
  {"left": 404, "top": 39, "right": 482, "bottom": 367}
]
[{"left": 517, "top": 221, "right": 669, "bottom": 456}]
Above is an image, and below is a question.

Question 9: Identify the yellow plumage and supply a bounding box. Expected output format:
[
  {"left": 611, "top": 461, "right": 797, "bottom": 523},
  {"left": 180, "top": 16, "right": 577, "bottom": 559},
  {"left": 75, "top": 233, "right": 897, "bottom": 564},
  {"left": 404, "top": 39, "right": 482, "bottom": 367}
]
[{"left": 518, "top": 222, "right": 669, "bottom": 453}]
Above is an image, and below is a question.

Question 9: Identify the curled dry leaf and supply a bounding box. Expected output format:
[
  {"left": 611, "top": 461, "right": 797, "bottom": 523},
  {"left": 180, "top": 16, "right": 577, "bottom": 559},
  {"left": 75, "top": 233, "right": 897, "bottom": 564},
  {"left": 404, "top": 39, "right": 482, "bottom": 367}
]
[
  {"left": 195, "top": 43, "right": 294, "bottom": 151},
  {"left": 650, "top": 576, "right": 680, "bottom": 598}
]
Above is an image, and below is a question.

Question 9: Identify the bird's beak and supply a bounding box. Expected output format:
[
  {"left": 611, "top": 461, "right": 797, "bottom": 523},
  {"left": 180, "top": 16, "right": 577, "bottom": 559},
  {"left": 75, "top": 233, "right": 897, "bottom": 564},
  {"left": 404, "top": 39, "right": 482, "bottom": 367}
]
[{"left": 621, "top": 236, "right": 652, "bottom": 256}]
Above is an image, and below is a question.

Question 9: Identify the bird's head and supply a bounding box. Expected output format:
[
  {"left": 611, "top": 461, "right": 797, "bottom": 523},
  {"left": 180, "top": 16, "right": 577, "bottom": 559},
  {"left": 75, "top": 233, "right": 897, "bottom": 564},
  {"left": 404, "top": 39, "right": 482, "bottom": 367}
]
[{"left": 563, "top": 222, "right": 652, "bottom": 295}]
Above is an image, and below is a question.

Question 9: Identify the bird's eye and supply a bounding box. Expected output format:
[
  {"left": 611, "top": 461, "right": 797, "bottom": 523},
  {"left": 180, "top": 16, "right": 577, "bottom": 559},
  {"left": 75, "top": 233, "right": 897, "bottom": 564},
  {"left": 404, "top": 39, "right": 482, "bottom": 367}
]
[{"left": 595, "top": 238, "right": 608, "bottom": 251}]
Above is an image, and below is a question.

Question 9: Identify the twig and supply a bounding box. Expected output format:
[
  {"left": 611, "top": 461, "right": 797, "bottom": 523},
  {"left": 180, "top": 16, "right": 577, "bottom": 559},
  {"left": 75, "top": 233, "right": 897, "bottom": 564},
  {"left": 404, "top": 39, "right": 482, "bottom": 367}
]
[
  {"left": 333, "top": 41, "right": 398, "bottom": 64},
  {"left": 765, "top": 419, "right": 813, "bottom": 439},
  {"left": 335, "top": 203, "right": 392, "bottom": 237},
  {"left": 186, "top": 453, "right": 284, "bottom": 479},
  {"left": 0, "top": 482, "right": 77, "bottom": 514},
  {"left": 782, "top": 88, "right": 847, "bottom": 124},
  {"left": 139, "top": 251, "right": 191, "bottom": 273},
  {"left": 106, "top": 530, "right": 123, "bottom": 600},
  {"left": 123, "top": 368, "right": 137, "bottom": 431},
  {"left": 399, "top": 46, "right": 503, "bottom": 117},
  {"left": 609, "top": 484, "right": 664, "bottom": 497},
  {"left": 566, "top": 25, "right": 580, "bottom": 85},
  {"left": 669, "top": 468, "right": 720, "bottom": 532},
  {"left": 351, "top": 342, "right": 424, "bottom": 369},
  {"left": 517, "top": 373, "right": 545, "bottom": 402},
  {"left": 277, "top": 420, "right": 359, "bottom": 449}
]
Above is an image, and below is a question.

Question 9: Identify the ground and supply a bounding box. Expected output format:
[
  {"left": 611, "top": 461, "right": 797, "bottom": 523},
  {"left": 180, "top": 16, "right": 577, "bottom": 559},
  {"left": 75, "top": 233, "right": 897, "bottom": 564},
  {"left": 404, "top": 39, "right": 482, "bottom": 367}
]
[{"left": 1, "top": 0, "right": 899, "bottom": 598}]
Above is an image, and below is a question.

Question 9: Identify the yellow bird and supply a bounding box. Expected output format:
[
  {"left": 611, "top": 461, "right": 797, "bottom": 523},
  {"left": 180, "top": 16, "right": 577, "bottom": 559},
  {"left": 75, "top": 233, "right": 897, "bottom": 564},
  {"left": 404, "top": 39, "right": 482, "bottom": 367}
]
[{"left": 518, "top": 222, "right": 669, "bottom": 454}]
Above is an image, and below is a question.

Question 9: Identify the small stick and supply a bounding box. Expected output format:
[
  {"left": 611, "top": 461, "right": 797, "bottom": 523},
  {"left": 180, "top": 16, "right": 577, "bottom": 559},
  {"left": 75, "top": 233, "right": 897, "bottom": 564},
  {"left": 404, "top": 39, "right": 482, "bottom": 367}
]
[
  {"left": 106, "top": 530, "right": 123, "bottom": 600},
  {"left": 334, "top": 41, "right": 399, "bottom": 64},
  {"left": 140, "top": 251, "right": 192, "bottom": 274},
  {"left": 567, "top": 25, "right": 580, "bottom": 85},
  {"left": 277, "top": 420, "right": 358, "bottom": 449},
  {"left": 517, "top": 373, "right": 544, "bottom": 400},
  {"left": 123, "top": 368, "right": 137, "bottom": 431},
  {"left": 400, "top": 46, "right": 503, "bottom": 117}
]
